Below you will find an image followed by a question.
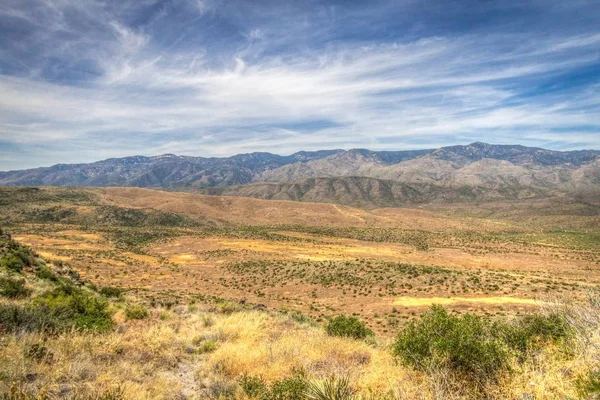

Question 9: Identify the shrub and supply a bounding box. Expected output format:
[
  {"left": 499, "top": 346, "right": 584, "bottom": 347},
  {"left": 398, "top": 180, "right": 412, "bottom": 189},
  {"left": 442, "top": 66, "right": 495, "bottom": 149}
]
[
  {"left": 99, "top": 286, "right": 123, "bottom": 299},
  {"left": 392, "top": 305, "right": 509, "bottom": 386},
  {"left": 305, "top": 375, "right": 356, "bottom": 400},
  {"left": 8, "top": 284, "right": 116, "bottom": 332},
  {"left": 36, "top": 285, "right": 114, "bottom": 331},
  {"left": 576, "top": 369, "right": 600, "bottom": 399},
  {"left": 496, "top": 313, "right": 573, "bottom": 358},
  {"left": 325, "top": 315, "right": 373, "bottom": 339},
  {"left": 239, "top": 375, "right": 268, "bottom": 398},
  {"left": 125, "top": 304, "right": 149, "bottom": 320},
  {"left": 35, "top": 266, "right": 59, "bottom": 282},
  {"left": 198, "top": 340, "right": 218, "bottom": 353},
  {"left": 268, "top": 373, "right": 309, "bottom": 400},
  {"left": 0, "top": 277, "right": 31, "bottom": 299},
  {"left": 1, "top": 255, "right": 25, "bottom": 273},
  {"left": 239, "top": 371, "right": 309, "bottom": 400}
]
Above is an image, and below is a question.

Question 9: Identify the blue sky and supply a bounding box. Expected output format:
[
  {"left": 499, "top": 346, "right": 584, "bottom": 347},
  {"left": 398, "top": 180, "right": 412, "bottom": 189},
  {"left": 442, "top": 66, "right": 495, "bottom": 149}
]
[{"left": 1, "top": 0, "right": 600, "bottom": 170}]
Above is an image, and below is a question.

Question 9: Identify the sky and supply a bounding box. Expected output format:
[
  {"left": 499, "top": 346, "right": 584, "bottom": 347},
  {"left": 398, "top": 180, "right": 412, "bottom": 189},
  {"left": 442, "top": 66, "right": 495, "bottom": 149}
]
[{"left": 1, "top": 0, "right": 600, "bottom": 170}]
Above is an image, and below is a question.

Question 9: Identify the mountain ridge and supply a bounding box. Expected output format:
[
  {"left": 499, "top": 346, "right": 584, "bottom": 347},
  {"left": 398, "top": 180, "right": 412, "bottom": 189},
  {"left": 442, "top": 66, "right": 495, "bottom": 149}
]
[{"left": 1, "top": 143, "right": 599, "bottom": 208}]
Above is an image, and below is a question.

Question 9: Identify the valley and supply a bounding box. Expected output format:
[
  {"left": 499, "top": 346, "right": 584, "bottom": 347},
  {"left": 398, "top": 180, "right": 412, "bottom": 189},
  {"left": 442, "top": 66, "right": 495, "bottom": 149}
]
[{"left": 3, "top": 186, "right": 599, "bottom": 336}]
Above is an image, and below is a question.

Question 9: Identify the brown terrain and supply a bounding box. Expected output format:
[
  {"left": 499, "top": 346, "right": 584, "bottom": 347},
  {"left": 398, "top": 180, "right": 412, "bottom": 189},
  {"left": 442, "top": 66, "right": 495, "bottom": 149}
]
[{"left": 5, "top": 186, "right": 599, "bottom": 336}]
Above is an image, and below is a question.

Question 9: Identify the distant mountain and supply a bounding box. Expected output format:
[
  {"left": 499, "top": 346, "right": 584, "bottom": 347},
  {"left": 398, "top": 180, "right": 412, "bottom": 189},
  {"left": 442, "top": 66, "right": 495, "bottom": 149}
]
[
  {"left": 1, "top": 143, "right": 599, "bottom": 207},
  {"left": 198, "top": 176, "right": 550, "bottom": 209},
  {"left": 0, "top": 150, "right": 343, "bottom": 188}
]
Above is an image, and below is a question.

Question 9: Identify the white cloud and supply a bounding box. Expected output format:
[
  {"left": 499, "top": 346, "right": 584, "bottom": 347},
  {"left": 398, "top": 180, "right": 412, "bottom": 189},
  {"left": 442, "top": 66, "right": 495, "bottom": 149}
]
[{"left": 0, "top": 0, "right": 599, "bottom": 169}]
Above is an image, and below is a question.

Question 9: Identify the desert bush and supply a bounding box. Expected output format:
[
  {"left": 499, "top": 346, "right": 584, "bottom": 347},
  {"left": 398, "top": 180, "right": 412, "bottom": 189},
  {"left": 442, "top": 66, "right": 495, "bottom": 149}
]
[
  {"left": 33, "top": 285, "right": 114, "bottom": 331},
  {"left": 0, "top": 277, "right": 31, "bottom": 299},
  {"left": 268, "top": 373, "right": 309, "bottom": 400},
  {"left": 496, "top": 312, "right": 573, "bottom": 358},
  {"left": 198, "top": 339, "right": 218, "bottom": 353},
  {"left": 239, "top": 375, "right": 268, "bottom": 398},
  {"left": 125, "top": 304, "right": 149, "bottom": 320},
  {"left": 392, "top": 305, "right": 509, "bottom": 386},
  {"left": 99, "top": 286, "right": 123, "bottom": 299},
  {"left": 305, "top": 375, "right": 356, "bottom": 400},
  {"left": 35, "top": 266, "right": 59, "bottom": 282},
  {"left": 1, "top": 255, "right": 25, "bottom": 273},
  {"left": 0, "top": 284, "right": 114, "bottom": 333},
  {"left": 239, "top": 371, "right": 309, "bottom": 400},
  {"left": 325, "top": 315, "right": 373, "bottom": 339},
  {"left": 576, "top": 369, "right": 600, "bottom": 399}
]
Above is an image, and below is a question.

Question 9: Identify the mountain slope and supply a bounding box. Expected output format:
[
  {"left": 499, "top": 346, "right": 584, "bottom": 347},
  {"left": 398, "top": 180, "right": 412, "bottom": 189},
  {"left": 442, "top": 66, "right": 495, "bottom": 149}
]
[{"left": 199, "top": 176, "right": 549, "bottom": 209}]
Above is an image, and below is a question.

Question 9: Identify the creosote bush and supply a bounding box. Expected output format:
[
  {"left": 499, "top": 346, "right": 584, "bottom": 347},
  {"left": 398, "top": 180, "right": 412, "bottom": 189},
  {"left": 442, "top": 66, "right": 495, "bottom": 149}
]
[
  {"left": 0, "top": 284, "right": 113, "bottom": 333},
  {"left": 125, "top": 304, "right": 149, "bottom": 320},
  {"left": 393, "top": 305, "right": 508, "bottom": 386},
  {"left": 325, "top": 315, "right": 373, "bottom": 339},
  {"left": 0, "top": 277, "right": 31, "bottom": 299},
  {"left": 393, "top": 305, "right": 574, "bottom": 389},
  {"left": 239, "top": 371, "right": 310, "bottom": 400},
  {"left": 99, "top": 286, "right": 123, "bottom": 299}
]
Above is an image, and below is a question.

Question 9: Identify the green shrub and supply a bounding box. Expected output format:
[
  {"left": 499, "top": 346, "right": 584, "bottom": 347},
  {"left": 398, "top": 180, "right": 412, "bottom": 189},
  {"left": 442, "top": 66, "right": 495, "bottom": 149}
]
[
  {"left": 0, "top": 277, "right": 31, "bottom": 299},
  {"left": 392, "top": 305, "right": 509, "bottom": 385},
  {"left": 239, "top": 375, "right": 268, "bottom": 398},
  {"left": 125, "top": 304, "right": 149, "bottom": 320},
  {"left": 35, "top": 266, "right": 59, "bottom": 282},
  {"left": 496, "top": 313, "right": 572, "bottom": 358},
  {"left": 268, "top": 373, "right": 309, "bottom": 400},
  {"left": 34, "top": 285, "right": 114, "bottom": 331},
  {"left": 576, "top": 369, "right": 600, "bottom": 399},
  {"left": 0, "top": 285, "right": 115, "bottom": 333},
  {"left": 99, "top": 286, "right": 123, "bottom": 299},
  {"left": 1, "top": 255, "right": 25, "bottom": 273},
  {"left": 198, "top": 340, "right": 218, "bottom": 353},
  {"left": 239, "top": 371, "right": 309, "bottom": 400},
  {"left": 325, "top": 315, "right": 373, "bottom": 339}
]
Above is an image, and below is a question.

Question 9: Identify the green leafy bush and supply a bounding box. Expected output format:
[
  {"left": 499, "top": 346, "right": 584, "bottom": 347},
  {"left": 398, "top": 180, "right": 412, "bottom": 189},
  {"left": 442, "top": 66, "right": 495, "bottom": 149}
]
[
  {"left": 496, "top": 313, "right": 572, "bottom": 358},
  {"left": 0, "top": 277, "right": 31, "bottom": 299},
  {"left": 99, "top": 286, "right": 123, "bottom": 299},
  {"left": 35, "top": 266, "right": 60, "bottom": 282},
  {"left": 33, "top": 285, "right": 114, "bottom": 331},
  {"left": 125, "top": 304, "right": 149, "bottom": 320},
  {"left": 392, "top": 305, "right": 509, "bottom": 385},
  {"left": 239, "top": 375, "right": 268, "bottom": 398},
  {"left": 1, "top": 255, "right": 25, "bottom": 273},
  {"left": 268, "top": 373, "right": 309, "bottom": 400},
  {"left": 325, "top": 315, "right": 373, "bottom": 339},
  {"left": 0, "top": 284, "right": 113, "bottom": 333}
]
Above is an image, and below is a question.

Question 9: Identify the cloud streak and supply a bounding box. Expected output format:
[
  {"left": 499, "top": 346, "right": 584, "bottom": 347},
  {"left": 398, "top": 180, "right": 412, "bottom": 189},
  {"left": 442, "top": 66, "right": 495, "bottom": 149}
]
[{"left": 0, "top": 0, "right": 599, "bottom": 169}]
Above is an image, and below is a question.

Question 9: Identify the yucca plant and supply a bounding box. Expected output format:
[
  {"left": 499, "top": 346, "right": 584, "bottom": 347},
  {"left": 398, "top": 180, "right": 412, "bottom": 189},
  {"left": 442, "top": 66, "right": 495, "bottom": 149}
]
[{"left": 305, "top": 375, "right": 356, "bottom": 400}]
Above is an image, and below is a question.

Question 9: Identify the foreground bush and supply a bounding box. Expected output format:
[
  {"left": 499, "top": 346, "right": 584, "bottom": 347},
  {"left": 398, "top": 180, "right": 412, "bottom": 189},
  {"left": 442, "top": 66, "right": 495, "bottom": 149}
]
[
  {"left": 393, "top": 305, "right": 509, "bottom": 386},
  {"left": 0, "top": 277, "right": 31, "bottom": 299},
  {"left": 125, "top": 304, "right": 149, "bottom": 320},
  {"left": 239, "top": 371, "right": 309, "bottom": 400},
  {"left": 496, "top": 312, "right": 573, "bottom": 358},
  {"left": 325, "top": 315, "right": 373, "bottom": 339},
  {"left": 0, "top": 284, "right": 113, "bottom": 333}
]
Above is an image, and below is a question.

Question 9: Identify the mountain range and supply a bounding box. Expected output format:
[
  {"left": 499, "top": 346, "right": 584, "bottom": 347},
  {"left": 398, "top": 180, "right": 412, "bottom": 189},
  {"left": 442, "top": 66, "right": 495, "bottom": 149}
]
[{"left": 2, "top": 142, "right": 599, "bottom": 208}]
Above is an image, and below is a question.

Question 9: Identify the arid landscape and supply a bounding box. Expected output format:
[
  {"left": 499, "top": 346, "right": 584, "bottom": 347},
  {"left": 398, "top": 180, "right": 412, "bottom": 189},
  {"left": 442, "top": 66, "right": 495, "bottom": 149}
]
[{"left": 4, "top": 186, "right": 600, "bottom": 335}]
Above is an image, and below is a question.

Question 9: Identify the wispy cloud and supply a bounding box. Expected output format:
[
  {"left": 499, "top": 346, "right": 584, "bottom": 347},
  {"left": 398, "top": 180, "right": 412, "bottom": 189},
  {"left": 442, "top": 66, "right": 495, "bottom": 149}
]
[{"left": 0, "top": 0, "right": 599, "bottom": 169}]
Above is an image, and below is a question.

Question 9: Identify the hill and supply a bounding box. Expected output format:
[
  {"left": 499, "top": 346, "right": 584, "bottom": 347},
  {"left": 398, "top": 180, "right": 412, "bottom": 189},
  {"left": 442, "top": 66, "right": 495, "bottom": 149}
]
[{"left": 198, "top": 176, "right": 550, "bottom": 209}]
